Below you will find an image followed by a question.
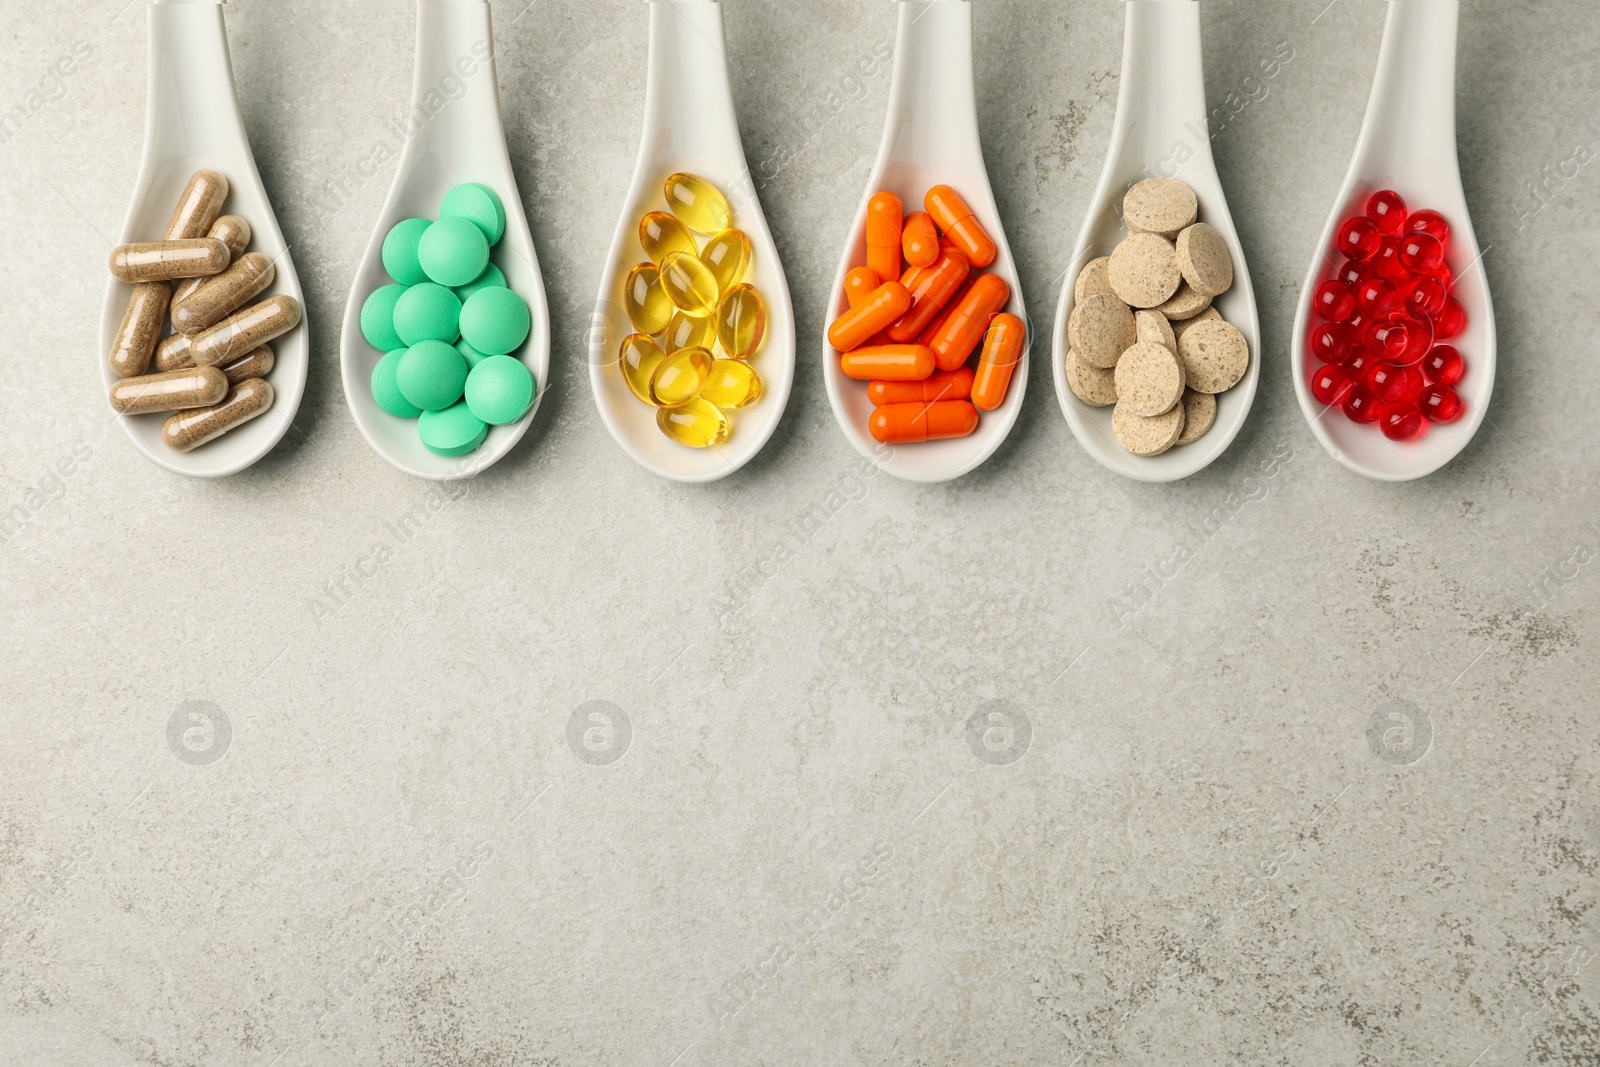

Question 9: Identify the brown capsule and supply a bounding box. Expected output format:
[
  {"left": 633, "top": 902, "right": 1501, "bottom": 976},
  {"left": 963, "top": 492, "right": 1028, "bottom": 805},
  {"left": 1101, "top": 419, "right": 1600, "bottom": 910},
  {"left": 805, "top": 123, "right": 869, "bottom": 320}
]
[
  {"left": 217, "top": 344, "right": 275, "bottom": 385},
  {"left": 108, "top": 281, "right": 172, "bottom": 378},
  {"left": 162, "top": 378, "right": 274, "bottom": 453},
  {"left": 172, "top": 253, "right": 275, "bottom": 335},
  {"left": 190, "top": 295, "right": 301, "bottom": 367},
  {"left": 109, "top": 238, "right": 230, "bottom": 283},
  {"left": 109, "top": 366, "right": 228, "bottom": 415},
  {"left": 154, "top": 330, "right": 195, "bottom": 372},
  {"left": 164, "top": 169, "right": 229, "bottom": 241},
  {"left": 175, "top": 214, "right": 251, "bottom": 303}
]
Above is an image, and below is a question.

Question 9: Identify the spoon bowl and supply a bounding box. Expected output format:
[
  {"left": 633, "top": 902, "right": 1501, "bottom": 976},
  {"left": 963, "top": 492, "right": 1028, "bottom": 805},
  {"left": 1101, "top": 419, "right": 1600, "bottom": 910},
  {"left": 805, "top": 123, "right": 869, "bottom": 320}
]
[
  {"left": 823, "top": 0, "right": 1026, "bottom": 485},
  {"left": 99, "top": 0, "right": 307, "bottom": 478},
  {"left": 588, "top": 0, "right": 795, "bottom": 484},
  {"left": 1053, "top": 0, "right": 1260, "bottom": 483},
  {"left": 1291, "top": 0, "right": 1494, "bottom": 481},
  {"left": 340, "top": 0, "right": 549, "bottom": 481}
]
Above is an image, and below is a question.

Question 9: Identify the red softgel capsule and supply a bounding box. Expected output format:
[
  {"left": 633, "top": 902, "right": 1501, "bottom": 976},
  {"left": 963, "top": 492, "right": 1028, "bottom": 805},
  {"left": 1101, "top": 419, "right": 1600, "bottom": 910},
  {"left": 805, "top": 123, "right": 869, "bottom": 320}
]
[
  {"left": 1344, "top": 347, "right": 1375, "bottom": 379},
  {"left": 1403, "top": 275, "right": 1447, "bottom": 318},
  {"left": 1420, "top": 384, "right": 1463, "bottom": 423},
  {"left": 1343, "top": 386, "right": 1380, "bottom": 423},
  {"left": 1407, "top": 209, "right": 1451, "bottom": 245},
  {"left": 1380, "top": 401, "right": 1424, "bottom": 441},
  {"left": 1435, "top": 297, "right": 1466, "bottom": 339},
  {"left": 1338, "top": 259, "right": 1374, "bottom": 290},
  {"left": 1337, "top": 216, "right": 1382, "bottom": 260},
  {"left": 1397, "top": 365, "right": 1425, "bottom": 402},
  {"left": 1310, "top": 322, "right": 1351, "bottom": 363},
  {"left": 1372, "top": 313, "right": 1433, "bottom": 365},
  {"left": 1366, "top": 190, "right": 1408, "bottom": 234},
  {"left": 1356, "top": 278, "right": 1398, "bottom": 317},
  {"left": 1422, "top": 345, "right": 1464, "bottom": 386},
  {"left": 1372, "top": 236, "right": 1410, "bottom": 282},
  {"left": 1399, "top": 232, "right": 1445, "bottom": 274},
  {"left": 1312, "top": 363, "right": 1354, "bottom": 406},
  {"left": 1365, "top": 361, "right": 1403, "bottom": 401},
  {"left": 1314, "top": 280, "right": 1356, "bottom": 322}
]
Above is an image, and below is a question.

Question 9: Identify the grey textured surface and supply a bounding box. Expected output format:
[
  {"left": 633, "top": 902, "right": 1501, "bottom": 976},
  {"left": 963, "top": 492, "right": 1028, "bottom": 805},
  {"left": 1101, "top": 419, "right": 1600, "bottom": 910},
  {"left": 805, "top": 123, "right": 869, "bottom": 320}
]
[{"left": 2, "top": 0, "right": 1598, "bottom": 1063}]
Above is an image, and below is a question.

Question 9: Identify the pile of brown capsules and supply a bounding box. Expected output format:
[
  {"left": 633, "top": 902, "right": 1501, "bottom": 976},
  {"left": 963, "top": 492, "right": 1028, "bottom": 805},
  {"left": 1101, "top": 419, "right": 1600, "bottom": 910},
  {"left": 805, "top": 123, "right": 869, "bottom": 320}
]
[{"left": 107, "top": 169, "right": 302, "bottom": 453}]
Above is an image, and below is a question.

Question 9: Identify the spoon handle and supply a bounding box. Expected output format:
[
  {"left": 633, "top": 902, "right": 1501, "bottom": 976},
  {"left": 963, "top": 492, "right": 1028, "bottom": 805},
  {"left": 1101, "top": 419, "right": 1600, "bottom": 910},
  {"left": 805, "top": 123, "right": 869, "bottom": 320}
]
[
  {"left": 1111, "top": 0, "right": 1213, "bottom": 180},
  {"left": 1357, "top": 0, "right": 1461, "bottom": 182},
  {"left": 879, "top": 1, "right": 980, "bottom": 172},
  {"left": 642, "top": 2, "right": 745, "bottom": 171},
  {"left": 147, "top": 0, "right": 246, "bottom": 157},
  {"left": 406, "top": 0, "right": 505, "bottom": 163}
]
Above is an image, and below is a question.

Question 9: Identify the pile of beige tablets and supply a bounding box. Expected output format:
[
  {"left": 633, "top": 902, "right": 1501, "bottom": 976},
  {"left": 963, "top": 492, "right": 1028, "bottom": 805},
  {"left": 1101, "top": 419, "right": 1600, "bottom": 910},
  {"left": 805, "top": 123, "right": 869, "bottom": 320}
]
[
  {"left": 106, "top": 169, "right": 301, "bottom": 452},
  {"left": 1065, "top": 177, "right": 1249, "bottom": 457}
]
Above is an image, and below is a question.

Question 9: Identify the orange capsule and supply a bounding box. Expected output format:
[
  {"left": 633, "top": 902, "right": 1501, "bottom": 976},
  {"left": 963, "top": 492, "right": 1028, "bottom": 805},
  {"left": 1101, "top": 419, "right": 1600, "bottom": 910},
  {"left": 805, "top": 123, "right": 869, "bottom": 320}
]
[
  {"left": 926, "top": 184, "right": 997, "bottom": 268},
  {"left": 916, "top": 277, "right": 974, "bottom": 347},
  {"left": 929, "top": 273, "right": 1011, "bottom": 371},
  {"left": 887, "top": 247, "right": 969, "bottom": 343},
  {"left": 901, "top": 211, "right": 940, "bottom": 269},
  {"left": 828, "top": 281, "right": 911, "bottom": 352},
  {"left": 972, "top": 313, "right": 1025, "bottom": 411},
  {"left": 867, "top": 367, "right": 975, "bottom": 406},
  {"left": 840, "top": 344, "right": 936, "bottom": 381},
  {"left": 865, "top": 192, "right": 904, "bottom": 284},
  {"left": 870, "top": 400, "right": 979, "bottom": 444},
  {"left": 844, "top": 266, "right": 881, "bottom": 310}
]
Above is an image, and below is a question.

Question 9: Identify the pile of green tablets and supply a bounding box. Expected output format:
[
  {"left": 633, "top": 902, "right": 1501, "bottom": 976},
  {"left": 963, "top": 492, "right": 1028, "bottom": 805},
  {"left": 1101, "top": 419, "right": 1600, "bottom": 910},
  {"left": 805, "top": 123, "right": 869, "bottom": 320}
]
[{"left": 361, "top": 183, "right": 537, "bottom": 457}]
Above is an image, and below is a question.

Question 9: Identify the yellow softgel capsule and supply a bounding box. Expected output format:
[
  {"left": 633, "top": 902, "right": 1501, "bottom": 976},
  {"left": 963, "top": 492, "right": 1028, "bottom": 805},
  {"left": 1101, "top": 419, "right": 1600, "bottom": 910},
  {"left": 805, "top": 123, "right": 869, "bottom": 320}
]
[
  {"left": 715, "top": 283, "right": 767, "bottom": 360},
  {"left": 640, "top": 211, "right": 697, "bottom": 265},
  {"left": 657, "top": 397, "right": 730, "bottom": 448},
  {"left": 700, "top": 358, "right": 763, "bottom": 409},
  {"left": 619, "top": 333, "right": 666, "bottom": 405},
  {"left": 624, "top": 262, "right": 672, "bottom": 335},
  {"left": 649, "top": 346, "right": 713, "bottom": 407},
  {"left": 701, "top": 228, "right": 751, "bottom": 292},
  {"left": 659, "top": 251, "right": 719, "bottom": 318},
  {"left": 665, "top": 172, "right": 732, "bottom": 233},
  {"left": 663, "top": 311, "right": 714, "bottom": 353}
]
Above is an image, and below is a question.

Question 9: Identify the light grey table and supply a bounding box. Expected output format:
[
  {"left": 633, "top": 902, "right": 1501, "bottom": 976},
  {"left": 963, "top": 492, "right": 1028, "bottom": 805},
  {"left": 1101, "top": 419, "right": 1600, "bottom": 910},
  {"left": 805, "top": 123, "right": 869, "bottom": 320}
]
[{"left": 2, "top": 1, "right": 1596, "bottom": 1063}]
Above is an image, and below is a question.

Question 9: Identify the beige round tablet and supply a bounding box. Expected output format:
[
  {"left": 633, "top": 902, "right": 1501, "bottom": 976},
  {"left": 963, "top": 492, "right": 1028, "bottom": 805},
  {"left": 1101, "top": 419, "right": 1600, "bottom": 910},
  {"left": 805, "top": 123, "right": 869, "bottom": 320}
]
[
  {"left": 1174, "top": 389, "right": 1217, "bottom": 446},
  {"left": 1108, "top": 233, "right": 1181, "bottom": 309},
  {"left": 1171, "top": 306, "right": 1221, "bottom": 344},
  {"left": 1136, "top": 309, "right": 1175, "bottom": 353},
  {"left": 1123, "top": 177, "right": 1198, "bottom": 238},
  {"left": 1066, "top": 350, "right": 1117, "bottom": 407},
  {"left": 1068, "top": 292, "right": 1137, "bottom": 369},
  {"left": 1074, "top": 257, "right": 1113, "bottom": 304},
  {"left": 1176, "top": 318, "right": 1250, "bottom": 394},
  {"left": 1176, "top": 223, "right": 1233, "bottom": 297},
  {"left": 1113, "top": 342, "right": 1184, "bottom": 417},
  {"left": 1113, "top": 400, "right": 1185, "bottom": 456},
  {"left": 1155, "top": 280, "right": 1212, "bottom": 320}
]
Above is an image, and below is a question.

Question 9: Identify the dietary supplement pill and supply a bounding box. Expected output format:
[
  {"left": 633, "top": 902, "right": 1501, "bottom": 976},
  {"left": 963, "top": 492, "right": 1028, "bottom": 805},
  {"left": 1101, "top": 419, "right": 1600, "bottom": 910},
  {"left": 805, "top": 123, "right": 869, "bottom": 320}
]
[
  {"left": 154, "top": 329, "right": 194, "bottom": 372},
  {"left": 171, "top": 252, "right": 275, "bottom": 334},
  {"left": 715, "top": 284, "right": 767, "bottom": 361},
  {"left": 440, "top": 183, "right": 505, "bottom": 244},
  {"left": 619, "top": 334, "right": 667, "bottom": 405},
  {"left": 464, "top": 355, "right": 535, "bottom": 425},
  {"left": 640, "top": 211, "right": 697, "bottom": 265},
  {"left": 929, "top": 273, "right": 1010, "bottom": 371},
  {"left": 418, "top": 402, "right": 488, "bottom": 457},
  {"left": 217, "top": 345, "right": 275, "bottom": 386},
  {"left": 701, "top": 228, "right": 751, "bottom": 292},
  {"left": 659, "top": 251, "right": 719, "bottom": 318},
  {"left": 925, "top": 185, "right": 996, "bottom": 268},
  {"left": 650, "top": 346, "right": 713, "bottom": 407},
  {"left": 624, "top": 262, "right": 672, "bottom": 335},
  {"left": 972, "top": 313, "right": 1024, "bottom": 411},
  {"left": 656, "top": 398, "right": 729, "bottom": 448},
  {"left": 393, "top": 283, "right": 462, "bottom": 347},
  {"left": 109, "top": 238, "right": 230, "bottom": 283},
  {"left": 840, "top": 344, "right": 935, "bottom": 382},
  {"left": 361, "top": 284, "right": 407, "bottom": 352},
  {"left": 867, "top": 367, "right": 974, "bottom": 407},
  {"left": 865, "top": 191, "right": 903, "bottom": 284},
  {"left": 665, "top": 172, "right": 732, "bottom": 233},
  {"left": 869, "top": 400, "right": 978, "bottom": 444},
  {"left": 383, "top": 218, "right": 433, "bottom": 285},
  {"left": 459, "top": 286, "right": 531, "bottom": 355},
  {"left": 176, "top": 214, "right": 250, "bottom": 303},
  {"left": 372, "top": 350, "right": 422, "bottom": 418},
  {"left": 108, "top": 281, "right": 172, "bottom": 378},
  {"left": 699, "top": 359, "right": 762, "bottom": 409},
  {"left": 887, "top": 247, "right": 970, "bottom": 343},
  {"left": 828, "top": 281, "right": 910, "bottom": 352},
  {"left": 844, "top": 266, "right": 880, "bottom": 310},
  {"left": 190, "top": 294, "right": 303, "bottom": 368},
  {"left": 901, "top": 210, "right": 939, "bottom": 269},
  {"left": 397, "top": 340, "right": 469, "bottom": 411},
  {"left": 164, "top": 169, "right": 229, "bottom": 241},
  {"left": 162, "top": 378, "right": 273, "bottom": 452},
  {"left": 109, "top": 365, "right": 228, "bottom": 415},
  {"left": 418, "top": 216, "right": 490, "bottom": 288}
]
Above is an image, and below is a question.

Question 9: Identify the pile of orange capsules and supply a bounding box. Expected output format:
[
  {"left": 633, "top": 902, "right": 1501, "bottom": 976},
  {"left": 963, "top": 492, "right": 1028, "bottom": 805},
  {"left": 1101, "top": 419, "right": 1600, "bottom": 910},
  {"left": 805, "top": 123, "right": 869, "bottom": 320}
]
[
  {"left": 829, "top": 185, "right": 1023, "bottom": 444},
  {"left": 618, "top": 172, "right": 768, "bottom": 449}
]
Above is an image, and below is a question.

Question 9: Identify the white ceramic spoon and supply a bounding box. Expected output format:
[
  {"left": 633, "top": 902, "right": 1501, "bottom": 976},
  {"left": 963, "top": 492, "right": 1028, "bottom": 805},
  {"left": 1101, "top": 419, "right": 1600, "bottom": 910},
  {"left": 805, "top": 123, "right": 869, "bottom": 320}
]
[
  {"left": 823, "top": 0, "right": 1026, "bottom": 485},
  {"left": 1291, "top": 0, "right": 1494, "bottom": 481},
  {"left": 340, "top": 0, "right": 550, "bottom": 481},
  {"left": 588, "top": 0, "right": 795, "bottom": 484},
  {"left": 1052, "top": 0, "right": 1260, "bottom": 483},
  {"left": 99, "top": 0, "right": 307, "bottom": 478}
]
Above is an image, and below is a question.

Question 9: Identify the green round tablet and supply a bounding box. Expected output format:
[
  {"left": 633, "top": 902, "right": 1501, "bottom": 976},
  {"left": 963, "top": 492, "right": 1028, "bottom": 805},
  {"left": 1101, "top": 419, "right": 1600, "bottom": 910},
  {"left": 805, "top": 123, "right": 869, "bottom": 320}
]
[
  {"left": 371, "top": 349, "right": 422, "bottom": 418},
  {"left": 456, "top": 338, "right": 488, "bottom": 369},
  {"left": 418, "top": 402, "right": 488, "bottom": 457},
  {"left": 459, "top": 287, "right": 531, "bottom": 355},
  {"left": 396, "top": 339, "right": 468, "bottom": 411},
  {"left": 464, "top": 355, "right": 535, "bottom": 425},
  {"left": 361, "top": 284, "right": 406, "bottom": 352},
  {"left": 418, "top": 217, "right": 490, "bottom": 288},
  {"left": 392, "top": 283, "right": 462, "bottom": 346},
  {"left": 441, "top": 183, "right": 505, "bottom": 244},
  {"left": 382, "top": 217, "right": 432, "bottom": 285},
  {"left": 454, "top": 262, "right": 506, "bottom": 303}
]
